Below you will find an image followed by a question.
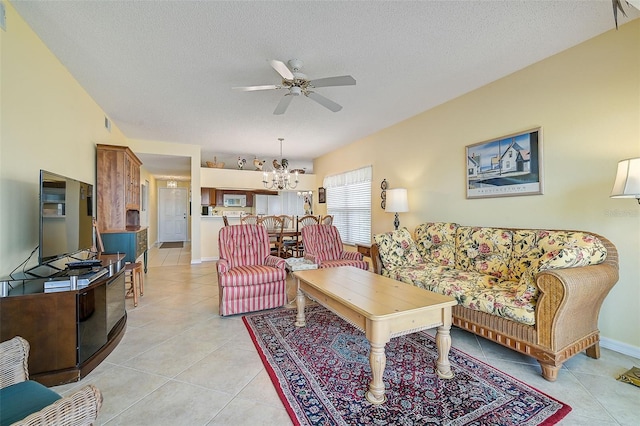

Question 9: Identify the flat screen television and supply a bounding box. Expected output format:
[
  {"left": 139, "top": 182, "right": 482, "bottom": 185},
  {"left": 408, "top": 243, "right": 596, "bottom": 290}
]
[{"left": 39, "top": 170, "right": 94, "bottom": 264}]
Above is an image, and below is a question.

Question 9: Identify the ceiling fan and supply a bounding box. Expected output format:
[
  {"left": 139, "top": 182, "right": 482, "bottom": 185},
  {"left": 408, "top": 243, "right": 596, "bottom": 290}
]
[{"left": 233, "top": 59, "right": 356, "bottom": 115}]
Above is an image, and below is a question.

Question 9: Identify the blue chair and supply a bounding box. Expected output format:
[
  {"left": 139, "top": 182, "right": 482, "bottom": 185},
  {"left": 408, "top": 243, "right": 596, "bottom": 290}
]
[{"left": 0, "top": 336, "right": 102, "bottom": 426}]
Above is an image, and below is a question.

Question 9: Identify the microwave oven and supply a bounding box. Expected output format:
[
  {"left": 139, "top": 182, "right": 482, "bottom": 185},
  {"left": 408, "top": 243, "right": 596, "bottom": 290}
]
[{"left": 223, "top": 194, "right": 247, "bottom": 207}]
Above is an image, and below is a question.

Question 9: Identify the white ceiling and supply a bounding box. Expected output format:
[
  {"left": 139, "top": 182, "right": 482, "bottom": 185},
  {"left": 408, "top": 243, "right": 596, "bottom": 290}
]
[{"left": 11, "top": 1, "right": 639, "bottom": 179}]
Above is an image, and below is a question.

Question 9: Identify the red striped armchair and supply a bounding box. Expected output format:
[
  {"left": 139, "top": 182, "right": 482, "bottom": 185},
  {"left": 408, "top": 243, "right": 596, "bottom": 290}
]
[
  {"left": 217, "top": 224, "right": 288, "bottom": 316},
  {"left": 301, "top": 225, "right": 369, "bottom": 270}
]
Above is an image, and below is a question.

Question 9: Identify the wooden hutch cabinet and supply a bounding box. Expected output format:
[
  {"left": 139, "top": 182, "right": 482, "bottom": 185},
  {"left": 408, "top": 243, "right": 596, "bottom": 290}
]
[
  {"left": 97, "top": 144, "right": 142, "bottom": 231},
  {"left": 96, "top": 144, "right": 148, "bottom": 271}
]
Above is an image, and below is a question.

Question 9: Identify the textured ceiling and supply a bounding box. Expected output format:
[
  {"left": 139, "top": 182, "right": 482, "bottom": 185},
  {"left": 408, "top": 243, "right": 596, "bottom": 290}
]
[{"left": 11, "top": 1, "right": 639, "bottom": 178}]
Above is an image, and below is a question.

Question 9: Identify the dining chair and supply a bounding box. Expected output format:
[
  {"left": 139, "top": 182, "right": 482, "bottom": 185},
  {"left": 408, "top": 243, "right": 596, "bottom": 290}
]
[
  {"left": 259, "top": 216, "right": 285, "bottom": 257},
  {"left": 298, "top": 215, "right": 320, "bottom": 227},
  {"left": 222, "top": 215, "right": 230, "bottom": 226},
  {"left": 283, "top": 215, "right": 320, "bottom": 258},
  {"left": 320, "top": 215, "right": 334, "bottom": 225},
  {"left": 240, "top": 215, "right": 259, "bottom": 225},
  {"left": 278, "top": 215, "right": 294, "bottom": 229}
]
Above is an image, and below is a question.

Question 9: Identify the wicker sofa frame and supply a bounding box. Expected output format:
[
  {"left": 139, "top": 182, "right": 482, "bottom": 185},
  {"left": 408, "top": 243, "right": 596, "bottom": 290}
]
[
  {"left": 0, "top": 336, "right": 102, "bottom": 425},
  {"left": 370, "top": 228, "right": 619, "bottom": 382}
]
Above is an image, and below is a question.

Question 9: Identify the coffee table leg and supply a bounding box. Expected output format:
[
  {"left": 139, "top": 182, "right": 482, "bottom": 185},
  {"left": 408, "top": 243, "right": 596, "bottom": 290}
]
[
  {"left": 366, "top": 342, "right": 387, "bottom": 404},
  {"left": 295, "top": 286, "right": 306, "bottom": 327},
  {"left": 435, "top": 321, "right": 454, "bottom": 379}
]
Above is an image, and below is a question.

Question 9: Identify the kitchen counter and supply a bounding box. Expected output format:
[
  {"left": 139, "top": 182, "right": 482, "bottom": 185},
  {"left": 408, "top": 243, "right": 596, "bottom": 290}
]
[{"left": 201, "top": 215, "right": 243, "bottom": 260}]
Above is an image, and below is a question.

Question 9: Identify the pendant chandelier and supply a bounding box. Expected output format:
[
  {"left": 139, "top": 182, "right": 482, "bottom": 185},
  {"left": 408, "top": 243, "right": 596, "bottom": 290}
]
[{"left": 263, "top": 138, "right": 299, "bottom": 190}]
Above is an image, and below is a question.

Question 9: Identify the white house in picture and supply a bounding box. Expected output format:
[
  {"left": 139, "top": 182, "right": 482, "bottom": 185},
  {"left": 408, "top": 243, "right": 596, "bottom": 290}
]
[{"left": 499, "top": 141, "right": 530, "bottom": 174}]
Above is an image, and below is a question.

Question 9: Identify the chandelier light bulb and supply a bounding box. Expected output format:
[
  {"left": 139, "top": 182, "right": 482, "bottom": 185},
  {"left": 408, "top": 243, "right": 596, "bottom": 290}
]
[{"left": 262, "top": 138, "right": 299, "bottom": 190}]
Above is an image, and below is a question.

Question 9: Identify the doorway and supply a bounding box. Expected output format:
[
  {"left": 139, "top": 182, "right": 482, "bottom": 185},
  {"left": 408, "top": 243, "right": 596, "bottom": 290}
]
[{"left": 158, "top": 187, "right": 188, "bottom": 243}]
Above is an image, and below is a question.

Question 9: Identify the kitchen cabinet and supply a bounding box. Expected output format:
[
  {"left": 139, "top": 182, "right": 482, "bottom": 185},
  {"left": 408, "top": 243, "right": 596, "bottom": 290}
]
[
  {"left": 201, "top": 188, "right": 216, "bottom": 206},
  {"left": 96, "top": 144, "right": 142, "bottom": 232}
]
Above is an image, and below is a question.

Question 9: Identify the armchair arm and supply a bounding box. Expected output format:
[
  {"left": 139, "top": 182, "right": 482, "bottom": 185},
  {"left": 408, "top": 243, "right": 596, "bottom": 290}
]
[
  {"left": 14, "top": 384, "right": 103, "bottom": 426},
  {"left": 535, "top": 262, "right": 619, "bottom": 350},
  {"left": 341, "top": 251, "right": 363, "bottom": 261},
  {"left": 217, "top": 258, "right": 230, "bottom": 274},
  {"left": 304, "top": 254, "right": 320, "bottom": 264},
  {"left": 264, "top": 255, "right": 286, "bottom": 269},
  {"left": 0, "top": 336, "right": 29, "bottom": 389}
]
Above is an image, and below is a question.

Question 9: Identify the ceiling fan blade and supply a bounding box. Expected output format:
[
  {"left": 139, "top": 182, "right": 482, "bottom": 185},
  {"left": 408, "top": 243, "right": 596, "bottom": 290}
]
[
  {"left": 306, "top": 92, "right": 342, "bottom": 112},
  {"left": 232, "top": 84, "right": 280, "bottom": 92},
  {"left": 273, "top": 95, "right": 293, "bottom": 115},
  {"left": 309, "top": 75, "right": 356, "bottom": 88},
  {"left": 269, "top": 59, "right": 295, "bottom": 80}
]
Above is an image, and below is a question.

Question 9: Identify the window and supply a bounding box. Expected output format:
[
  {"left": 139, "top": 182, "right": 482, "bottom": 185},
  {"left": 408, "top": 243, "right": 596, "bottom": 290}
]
[{"left": 324, "top": 166, "right": 371, "bottom": 245}]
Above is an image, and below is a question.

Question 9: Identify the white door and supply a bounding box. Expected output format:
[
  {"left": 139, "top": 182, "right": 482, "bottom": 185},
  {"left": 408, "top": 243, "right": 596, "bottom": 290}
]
[{"left": 158, "top": 187, "right": 188, "bottom": 242}]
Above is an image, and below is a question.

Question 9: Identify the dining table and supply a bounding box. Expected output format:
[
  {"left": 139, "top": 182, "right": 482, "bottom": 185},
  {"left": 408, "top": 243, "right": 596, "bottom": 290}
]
[{"left": 265, "top": 227, "right": 301, "bottom": 257}]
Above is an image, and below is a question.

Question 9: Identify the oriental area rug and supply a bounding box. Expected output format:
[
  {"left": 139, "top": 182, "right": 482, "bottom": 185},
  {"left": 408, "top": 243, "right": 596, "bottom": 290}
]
[{"left": 243, "top": 305, "right": 571, "bottom": 426}]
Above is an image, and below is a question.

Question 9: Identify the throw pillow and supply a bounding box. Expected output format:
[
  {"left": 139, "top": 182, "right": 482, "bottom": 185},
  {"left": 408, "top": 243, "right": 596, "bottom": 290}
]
[
  {"left": 539, "top": 246, "right": 593, "bottom": 270},
  {"left": 373, "top": 228, "right": 424, "bottom": 270},
  {"left": 414, "top": 222, "right": 458, "bottom": 266}
]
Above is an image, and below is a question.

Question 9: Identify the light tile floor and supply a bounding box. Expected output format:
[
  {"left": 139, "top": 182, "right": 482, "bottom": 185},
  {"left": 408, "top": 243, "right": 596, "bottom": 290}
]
[{"left": 52, "top": 242, "right": 640, "bottom": 425}]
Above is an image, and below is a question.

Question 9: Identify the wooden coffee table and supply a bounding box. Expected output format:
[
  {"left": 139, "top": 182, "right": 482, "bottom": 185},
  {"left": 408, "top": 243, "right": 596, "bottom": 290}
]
[{"left": 294, "top": 266, "right": 457, "bottom": 405}]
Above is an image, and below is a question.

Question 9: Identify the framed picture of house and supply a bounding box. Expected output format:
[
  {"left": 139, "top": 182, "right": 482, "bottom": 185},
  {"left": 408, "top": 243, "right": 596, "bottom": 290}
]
[{"left": 466, "top": 127, "right": 543, "bottom": 199}]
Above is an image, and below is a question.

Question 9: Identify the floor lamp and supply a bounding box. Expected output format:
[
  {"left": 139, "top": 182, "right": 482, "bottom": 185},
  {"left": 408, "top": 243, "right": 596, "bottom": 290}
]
[
  {"left": 610, "top": 157, "right": 640, "bottom": 387},
  {"left": 385, "top": 188, "right": 408, "bottom": 230}
]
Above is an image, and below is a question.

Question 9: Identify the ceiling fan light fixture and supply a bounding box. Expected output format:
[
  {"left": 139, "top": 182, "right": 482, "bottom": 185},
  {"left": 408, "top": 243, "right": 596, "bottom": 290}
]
[{"left": 290, "top": 86, "right": 302, "bottom": 96}]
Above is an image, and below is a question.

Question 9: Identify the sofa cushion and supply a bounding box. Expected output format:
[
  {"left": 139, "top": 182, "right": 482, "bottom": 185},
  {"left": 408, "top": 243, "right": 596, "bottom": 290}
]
[
  {"left": 509, "top": 230, "right": 607, "bottom": 282},
  {"left": 218, "top": 265, "right": 287, "bottom": 287},
  {"left": 414, "top": 222, "right": 458, "bottom": 266},
  {"left": 388, "top": 266, "right": 535, "bottom": 325},
  {"left": 515, "top": 245, "right": 603, "bottom": 302},
  {"left": 0, "top": 380, "right": 61, "bottom": 426},
  {"left": 455, "top": 227, "right": 513, "bottom": 279},
  {"left": 373, "top": 228, "right": 424, "bottom": 270}
]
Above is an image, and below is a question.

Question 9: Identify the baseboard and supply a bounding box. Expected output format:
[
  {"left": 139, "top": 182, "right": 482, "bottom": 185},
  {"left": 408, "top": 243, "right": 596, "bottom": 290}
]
[
  {"left": 199, "top": 257, "right": 218, "bottom": 262},
  {"left": 600, "top": 337, "right": 640, "bottom": 360}
]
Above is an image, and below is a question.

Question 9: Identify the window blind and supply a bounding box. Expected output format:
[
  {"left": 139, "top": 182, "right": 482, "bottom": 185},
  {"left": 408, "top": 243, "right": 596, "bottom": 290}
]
[{"left": 324, "top": 166, "right": 371, "bottom": 245}]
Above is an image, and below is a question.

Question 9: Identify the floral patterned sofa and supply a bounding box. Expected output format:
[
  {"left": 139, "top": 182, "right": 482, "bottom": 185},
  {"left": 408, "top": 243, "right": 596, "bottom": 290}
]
[{"left": 370, "top": 223, "right": 619, "bottom": 381}]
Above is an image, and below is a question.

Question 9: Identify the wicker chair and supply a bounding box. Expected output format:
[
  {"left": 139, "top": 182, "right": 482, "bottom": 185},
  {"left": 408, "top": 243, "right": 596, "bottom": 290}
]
[
  {"left": 217, "top": 224, "right": 288, "bottom": 316},
  {"left": 320, "top": 215, "right": 334, "bottom": 225},
  {"left": 240, "top": 215, "right": 259, "bottom": 225},
  {"left": 301, "top": 224, "right": 369, "bottom": 270},
  {"left": 0, "top": 336, "right": 102, "bottom": 426},
  {"left": 259, "top": 215, "right": 285, "bottom": 257},
  {"left": 283, "top": 215, "right": 320, "bottom": 258}
]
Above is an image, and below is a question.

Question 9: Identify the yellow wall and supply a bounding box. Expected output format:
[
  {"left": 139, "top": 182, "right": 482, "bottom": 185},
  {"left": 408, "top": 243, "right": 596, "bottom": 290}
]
[
  {"left": 2, "top": 2, "right": 638, "bottom": 351},
  {"left": 0, "top": 5, "right": 204, "bottom": 269},
  {"left": 0, "top": 3, "right": 129, "bottom": 273},
  {"left": 314, "top": 21, "right": 640, "bottom": 351}
]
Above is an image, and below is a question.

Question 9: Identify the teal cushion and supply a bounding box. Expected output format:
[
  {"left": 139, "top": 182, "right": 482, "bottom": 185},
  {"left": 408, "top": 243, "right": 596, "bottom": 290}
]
[{"left": 0, "top": 380, "right": 61, "bottom": 426}]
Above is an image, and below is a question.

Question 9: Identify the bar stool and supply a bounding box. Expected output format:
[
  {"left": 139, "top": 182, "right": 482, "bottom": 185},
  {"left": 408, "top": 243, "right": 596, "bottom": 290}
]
[{"left": 125, "top": 262, "right": 144, "bottom": 307}]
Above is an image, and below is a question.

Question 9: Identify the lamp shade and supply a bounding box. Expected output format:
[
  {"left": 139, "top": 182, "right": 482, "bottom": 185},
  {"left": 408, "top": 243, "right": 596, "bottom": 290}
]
[
  {"left": 385, "top": 188, "right": 409, "bottom": 213},
  {"left": 611, "top": 158, "right": 640, "bottom": 199}
]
